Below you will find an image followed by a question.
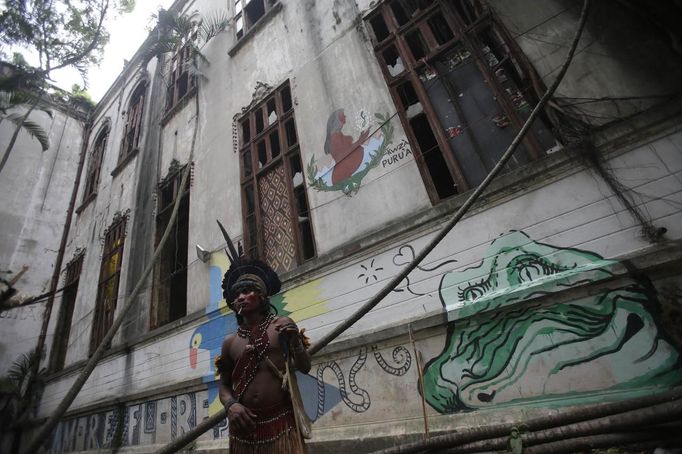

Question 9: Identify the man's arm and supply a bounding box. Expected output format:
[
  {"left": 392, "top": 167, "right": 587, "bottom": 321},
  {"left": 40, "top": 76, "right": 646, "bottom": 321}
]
[
  {"left": 218, "top": 336, "right": 257, "bottom": 432},
  {"left": 275, "top": 316, "right": 312, "bottom": 373}
]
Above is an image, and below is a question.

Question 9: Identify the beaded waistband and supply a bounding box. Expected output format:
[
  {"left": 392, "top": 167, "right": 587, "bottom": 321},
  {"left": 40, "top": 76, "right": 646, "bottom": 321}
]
[{"left": 230, "top": 401, "right": 297, "bottom": 445}]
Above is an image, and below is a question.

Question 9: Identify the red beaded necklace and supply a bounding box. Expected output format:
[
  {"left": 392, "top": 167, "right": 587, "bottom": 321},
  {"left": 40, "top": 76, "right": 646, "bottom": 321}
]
[{"left": 232, "top": 313, "right": 275, "bottom": 400}]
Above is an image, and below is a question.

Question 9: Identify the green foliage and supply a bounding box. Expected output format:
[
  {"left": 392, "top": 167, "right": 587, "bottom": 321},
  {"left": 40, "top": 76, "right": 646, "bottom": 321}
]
[
  {"left": 3, "top": 112, "right": 50, "bottom": 151},
  {"left": 70, "top": 83, "right": 95, "bottom": 108},
  {"left": 0, "top": 0, "right": 134, "bottom": 79},
  {"left": 0, "top": 350, "right": 45, "bottom": 427},
  {"left": 143, "top": 9, "right": 229, "bottom": 77}
]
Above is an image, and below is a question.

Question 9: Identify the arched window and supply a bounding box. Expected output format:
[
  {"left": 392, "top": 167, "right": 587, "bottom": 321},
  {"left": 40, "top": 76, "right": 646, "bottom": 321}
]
[
  {"left": 119, "top": 81, "right": 146, "bottom": 163},
  {"left": 83, "top": 126, "right": 109, "bottom": 200}
]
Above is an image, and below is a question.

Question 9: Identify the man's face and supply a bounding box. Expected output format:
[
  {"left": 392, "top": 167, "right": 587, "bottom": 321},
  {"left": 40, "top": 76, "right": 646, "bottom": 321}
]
[{"left": 233, "top": 286, "right": 262, "bottom": 314}]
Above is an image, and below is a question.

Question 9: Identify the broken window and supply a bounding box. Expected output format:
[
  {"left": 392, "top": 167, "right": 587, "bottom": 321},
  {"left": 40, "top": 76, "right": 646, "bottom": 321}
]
[
  {"left": 83, "top": 127, "right": 108, "bottom": 201},
  {"left": 90, "top": 217, "right": 127, "bottom": 354},
  {"left": 234, "top": 0, "right": 277, "bottom": 40},
  {"left": 50, "top": 252, "right": 84, "bottom": 371},
  {"left": 366, "top": 1, "right": 556, "bottom": 202},
  {"left": 166, "top": 33, "right": 197, "bottom": 111},
  {"left": 239, "top": 82, "right": 315, "bottom": 273},
  {"left": 119, "top": 82, "right": 146, "bottom": 164},
  {"left": 151, "top": 165, "right": 189, "bottom": 329}
]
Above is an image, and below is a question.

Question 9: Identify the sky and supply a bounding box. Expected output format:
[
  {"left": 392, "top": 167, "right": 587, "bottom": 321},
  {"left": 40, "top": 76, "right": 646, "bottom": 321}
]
[{"left": 50, "top": 0, "right": 175, "bottom": 102}]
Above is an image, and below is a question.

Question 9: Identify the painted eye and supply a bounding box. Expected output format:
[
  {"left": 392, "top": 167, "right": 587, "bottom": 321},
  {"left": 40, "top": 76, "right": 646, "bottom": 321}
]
[
  {"left": 457, "top": 277, "right": 492, "bottom": 302},
  {"left": 192, "top": 333, "right": 202, "bottom": 348},
  {"left": 510, "top": 254, "right": 564, "bottom": 283}
]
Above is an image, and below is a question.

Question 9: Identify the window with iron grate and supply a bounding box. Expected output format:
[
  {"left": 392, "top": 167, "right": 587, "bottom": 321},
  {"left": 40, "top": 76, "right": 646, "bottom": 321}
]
[
  {"left": 239, "top": 82, "right": 315, "bottom": 274},
  {"left": 366, "top": 0, "right": 557, "bottom": 203}
]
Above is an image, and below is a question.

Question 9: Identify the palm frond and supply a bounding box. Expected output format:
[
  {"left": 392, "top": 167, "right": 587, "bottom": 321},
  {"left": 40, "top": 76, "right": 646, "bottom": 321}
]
[
  {"left": 198, "top": 12, "right": 230, "bottom": 44},
  {"left": 184, "top": 62, "right": 207, "bottom": 81},
  {"left": 6, "top": 113, "right": 50, "bottom": 151},
  {"left": 7, "top": 351, "right": 38, "bottom": 390}
]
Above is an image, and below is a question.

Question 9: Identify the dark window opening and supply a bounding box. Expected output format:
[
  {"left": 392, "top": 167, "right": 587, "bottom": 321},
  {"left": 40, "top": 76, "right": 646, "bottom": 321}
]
[
  {"left": 270, "top": 130, "right": 281, "bottom": 158},
  {"left": 151, "top": 168, "right": 189, "bottom": 329},
  {"left": 382, "top": 45, "right": 404, "bottom": 77},
  {"left": 239, "top": 82, "right": 316, "bottom": 273},
  {"left": 370, "top": 14, "right": 390, "bottom": 42},
  {"left": 119, "top": 82, "right": 146, "bottom": 164},
  {"left": 267, "top": 98, "right": 277, "bottom": 125},
  {"left": 257, "top": 140, "right": 267, "bottom": 168},
  {"left": 281, "top": 85, "right": 292, "bottom": 112},
  {"left": 428, "top": 13, "right": 454, "bottom": 45},
  {"left": 410, "top": 113, "right": 457, "bottom": 199},
  {"left": 241, "top": 119, "right": 251, "bottom": 143},
  {"left": 50, "top": 253, "right": 84, "bottom": 371},
  {"left": 90, "top": 218, "right": 126, "bottom": 354},
  {"left": 406, "top": 30, "right": 427, "bottom": 60},
  {"left": 367, "top": 0, "right": 556, "bottom": 202},
  {"left": 285, "top": 118, "right": 297, "bottom": 148},
  {"left": 166, "top": 38, "right": 196, "bottom": 112},
  {"left": 235, "top": 0, "right": 277, "bottom": 40},
  {"left": 391, "top": 1, "right": 411, "bottom": 26},
  {"left": 83, "top": 127, "right": 108, "bottom": 201},
  {"left": 255, "top": 107, "right": 264, "bottom": 133}
]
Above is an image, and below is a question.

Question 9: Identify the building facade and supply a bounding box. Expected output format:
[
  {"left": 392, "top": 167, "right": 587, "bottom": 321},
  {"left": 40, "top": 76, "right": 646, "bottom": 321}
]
[
  {"left": 17, "top": 0, "right": 682, "bottom": 452},
  {"left": 0, "top": 79, "right": 89, "bottom": 377}
]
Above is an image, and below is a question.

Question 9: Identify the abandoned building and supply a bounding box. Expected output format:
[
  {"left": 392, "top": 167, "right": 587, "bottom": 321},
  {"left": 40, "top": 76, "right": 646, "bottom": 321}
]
[{"left": 1, "top": 0, "right": 682, "bottom": 452}]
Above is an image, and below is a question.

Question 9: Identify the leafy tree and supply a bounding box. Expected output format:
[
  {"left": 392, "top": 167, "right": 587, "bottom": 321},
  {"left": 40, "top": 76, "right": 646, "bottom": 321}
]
[
  {"left": 0, "top": 0, "right": 134, "bottom": 175},
  {"left": 0, "top": 351, "right": 45, "bottom": 454},
  {"left": 0, "top": 0, "right": 135, "bottom": 80}
]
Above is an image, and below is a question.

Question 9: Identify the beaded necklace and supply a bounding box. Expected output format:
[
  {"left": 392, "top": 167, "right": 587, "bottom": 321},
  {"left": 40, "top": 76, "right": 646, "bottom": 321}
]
[
  {"left": 237, "top": 312, "right": 275, "bottom": 339},
  {"left": 232, "top": 313, "right": 275, "bottom": 400}
]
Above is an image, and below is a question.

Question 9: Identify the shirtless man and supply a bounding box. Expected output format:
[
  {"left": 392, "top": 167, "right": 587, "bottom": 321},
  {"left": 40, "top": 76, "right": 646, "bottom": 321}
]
[{"left": 217, "top": 266, "right": 311, "bottom": 453}]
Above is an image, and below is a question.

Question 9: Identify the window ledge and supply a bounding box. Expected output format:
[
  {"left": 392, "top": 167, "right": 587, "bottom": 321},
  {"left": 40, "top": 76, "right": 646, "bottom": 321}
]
[
  {"left": 111, "top": 148, "right": 139, "bottom": 177},
  {"left": 161, "top": 86, "right": 198, "bottom": 126},
  {"left": 75, "top": 192, "right": 97, "bottom": 215},
  {"left": 228, "top": 2, "right": 283, "bottom": 57}
]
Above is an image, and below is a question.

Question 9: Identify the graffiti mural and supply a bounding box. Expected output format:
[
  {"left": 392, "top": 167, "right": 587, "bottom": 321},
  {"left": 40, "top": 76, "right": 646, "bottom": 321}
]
[
  {"left": 307, "top": 109, "right": 394, "bottom": 196},
  {"left": 48, "top": 391, "right": 208, "bottom": 453},
  {"left": 314, "top": 345, "right": 412, "bottom": 418},
  {"left": 423, "top": 230, "right": 682, "bottom": 413}
]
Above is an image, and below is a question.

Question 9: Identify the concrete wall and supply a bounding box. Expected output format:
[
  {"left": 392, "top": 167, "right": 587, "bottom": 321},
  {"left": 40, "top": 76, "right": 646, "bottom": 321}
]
[
  {"left": 0, "top": 100, "right": 86, "bottom": 375},
  {"left": 31, "top": 0, "right": 682, "bottom": 452},
  {"left": 39, "top": 128, "right": 682, "bottom": 452}
]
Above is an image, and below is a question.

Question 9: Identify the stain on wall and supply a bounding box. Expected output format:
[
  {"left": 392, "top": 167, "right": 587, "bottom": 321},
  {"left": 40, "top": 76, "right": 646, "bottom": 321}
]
[{"left": 423, "top": 231, "right": 682, "bottom": 413}]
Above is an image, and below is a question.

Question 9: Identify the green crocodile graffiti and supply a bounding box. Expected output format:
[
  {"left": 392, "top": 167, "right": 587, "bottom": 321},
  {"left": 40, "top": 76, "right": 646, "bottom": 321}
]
[{"left": 423, "top": 230, "right": 682, "bottom": 413}]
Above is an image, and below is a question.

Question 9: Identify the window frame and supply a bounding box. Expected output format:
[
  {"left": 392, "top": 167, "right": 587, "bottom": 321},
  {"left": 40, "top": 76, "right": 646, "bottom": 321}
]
[
  {"left": 90, "top": 217, "right": 127, "bottom": 354},
  {"left": 82, "top": 126, "right": 109, "bottom": 203},
  {"left": 366, "top": 0, "right": 553, "bottom": 203},
  {"left": 234, "top": 0, "right": 278, "bottom": 41},
  {"left": 49, "top": 252, "right": 85, "bottom": 371},
  {"left": 238, "top": 82, "right": 316, "bottom": 273},
  {"left": 117, "top": 81, "right": 147, "bottom": 168},
  {"left": 165, "top": 32, "right": 197, "bottom": 113},
  {"left": 150, "top": 165, "right": 190, "bottom": 329}
]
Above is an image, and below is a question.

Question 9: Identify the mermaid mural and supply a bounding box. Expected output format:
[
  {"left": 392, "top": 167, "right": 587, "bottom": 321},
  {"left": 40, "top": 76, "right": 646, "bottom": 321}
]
[{"left": 423, "top": 230, "right": 682, "bottom": 413}]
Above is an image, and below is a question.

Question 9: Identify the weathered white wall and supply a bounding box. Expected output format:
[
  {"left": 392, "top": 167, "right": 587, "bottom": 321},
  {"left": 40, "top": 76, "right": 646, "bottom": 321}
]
[
  {"left": 32, "top": 0, "right": 682, "bottom": 451},
  {"left": 42, "top": 59, "right": 161, "bottom": 367},
  {"left": 0, "top": 102, "right": 85, "bottom": 375},
  {"left": 488, "top": 0, "right": 682, "bottom": 125},
  {"left": 39, "top": 128, "right": 682, "bottom": 445}
]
